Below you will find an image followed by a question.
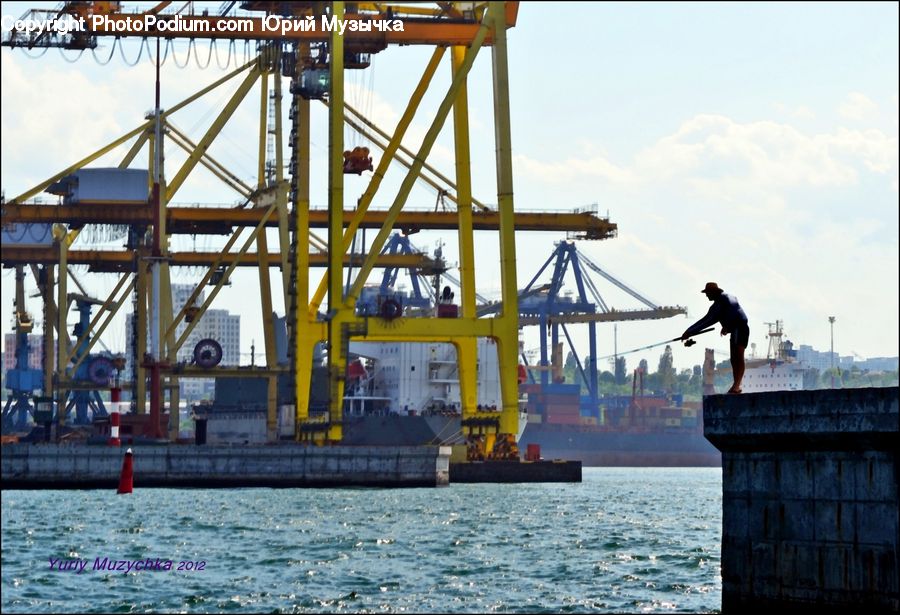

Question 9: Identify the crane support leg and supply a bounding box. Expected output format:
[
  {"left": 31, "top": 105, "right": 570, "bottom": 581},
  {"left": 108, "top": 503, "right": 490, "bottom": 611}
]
[
  {"left": 293, "top": 53, "right": 314, "bottom": 436},
  {"left": 490, "top": 1, "right": 521, "bottom": 441},
  {"left": 451, "top": 44, "right": 479, "bottom": 419},
  {"left": 257, "top": 63, "right": 278, "bottom": 441},
  {"left": 326, "top": 2, "right": 347, "bottom": 442}
]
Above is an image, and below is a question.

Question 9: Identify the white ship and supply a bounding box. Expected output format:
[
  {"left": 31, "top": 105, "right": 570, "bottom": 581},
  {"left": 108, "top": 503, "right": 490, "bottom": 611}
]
[
  {"left": 343, "top": 336, "right": 528, "bottom": 445},
  {"left": 739, "top": 320, "right": 806, "bottom": 393}
]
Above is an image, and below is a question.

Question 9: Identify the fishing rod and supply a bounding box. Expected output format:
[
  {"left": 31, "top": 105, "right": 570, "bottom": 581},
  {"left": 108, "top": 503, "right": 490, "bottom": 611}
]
[{"left": 597, "top": 327, "right": 716, "bottom": 361}]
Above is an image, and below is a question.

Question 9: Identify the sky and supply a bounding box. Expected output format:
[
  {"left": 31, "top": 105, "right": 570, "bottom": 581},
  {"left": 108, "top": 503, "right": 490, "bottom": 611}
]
[{"left": 1, "top": 1, "right": 898, "bottom": 375}]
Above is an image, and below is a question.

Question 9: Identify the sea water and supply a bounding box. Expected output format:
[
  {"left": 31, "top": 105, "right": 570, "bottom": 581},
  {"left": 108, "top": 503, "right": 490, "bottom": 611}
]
[{"left": 1, "top": 467, "right": 722, "bottom": 613}]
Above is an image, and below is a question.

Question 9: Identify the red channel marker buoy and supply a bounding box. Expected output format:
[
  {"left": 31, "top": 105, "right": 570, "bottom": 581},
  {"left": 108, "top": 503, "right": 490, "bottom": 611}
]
[{"left": 117, "top": 448, "right": 134, "bottom": 494}]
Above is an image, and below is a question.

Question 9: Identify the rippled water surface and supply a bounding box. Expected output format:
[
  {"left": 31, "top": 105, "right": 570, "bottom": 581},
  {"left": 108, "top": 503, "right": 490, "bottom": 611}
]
[{"left": 2, "top": 468, "right": 721, "bottom": 613}]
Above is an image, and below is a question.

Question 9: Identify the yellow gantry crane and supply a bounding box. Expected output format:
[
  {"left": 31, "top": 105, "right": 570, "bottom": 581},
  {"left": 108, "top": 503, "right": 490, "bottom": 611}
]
[{"left": 1, "top": 1, "right": 613, "bottom": 457}]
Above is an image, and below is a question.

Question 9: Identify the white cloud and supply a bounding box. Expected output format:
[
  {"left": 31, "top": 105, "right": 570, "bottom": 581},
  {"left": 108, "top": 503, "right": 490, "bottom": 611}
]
[
  {"left": 511, "top": 152, "right": 633, "bottom": 185},
  {"left": 773, "top": 102, "right": 816, "bottom": 120},
  {"left": 509, "top": 110, "right": 898, "bottom": 360},
  {"left": 838, "top": 92, "right": 879, "bottom": 121},
  {"left": 514, "top": 113, "right": 899, "bottom": 200}
]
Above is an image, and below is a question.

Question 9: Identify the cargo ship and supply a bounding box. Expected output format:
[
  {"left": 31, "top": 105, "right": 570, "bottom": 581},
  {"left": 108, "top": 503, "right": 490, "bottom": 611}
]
[
  {"left": 518, "top": 382, "right": 718, "bottom": 467},
  {"left": 195, "top": 335, "right": 718, "bottom": 467}
]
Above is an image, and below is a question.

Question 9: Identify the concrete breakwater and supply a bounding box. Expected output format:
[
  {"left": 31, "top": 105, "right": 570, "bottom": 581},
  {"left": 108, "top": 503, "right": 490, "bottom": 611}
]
[
  {"left": 705, "top": 386, "right": 899, "bottom": 611},
  {"left": 1, "top": 444, "right": 451, "bottom": 488}
]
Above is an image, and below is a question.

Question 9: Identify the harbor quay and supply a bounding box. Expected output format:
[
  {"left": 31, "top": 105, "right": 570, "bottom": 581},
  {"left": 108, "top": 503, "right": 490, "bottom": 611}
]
[{"left": 1, "top": 444, "right": 452, "bottom": 488}]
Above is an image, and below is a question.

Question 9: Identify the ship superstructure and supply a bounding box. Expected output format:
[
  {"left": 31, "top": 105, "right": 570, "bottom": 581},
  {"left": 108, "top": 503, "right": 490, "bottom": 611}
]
[{"left": 739, "top": 321, "right": 806, "bottom": 393}]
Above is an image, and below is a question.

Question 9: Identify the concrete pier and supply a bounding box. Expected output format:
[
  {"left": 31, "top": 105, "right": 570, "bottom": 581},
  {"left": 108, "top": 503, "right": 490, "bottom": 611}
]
[
  {"left": 704, "top": 387, "right": 899, "bottom": 612},
  {"left": 1, "top": 444, "right": 451, "bottom": 488},
  {"left": 450, "top": 460, "right": 582, "bottom": 483}
]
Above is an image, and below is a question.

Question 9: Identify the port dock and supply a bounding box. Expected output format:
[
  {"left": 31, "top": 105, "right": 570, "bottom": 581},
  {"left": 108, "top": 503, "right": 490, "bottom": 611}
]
[
  {"left": 1, "top": 444, "right": 451, "bottom": 489},
  {"left": 705, "top": 386, "right": 899, "bottom": 611},
  {"left": 450, "top": 460, "right": 581, "bottom": 483}
]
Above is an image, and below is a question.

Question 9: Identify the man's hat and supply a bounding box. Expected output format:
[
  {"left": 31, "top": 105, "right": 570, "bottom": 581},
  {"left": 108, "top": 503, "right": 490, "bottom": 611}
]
[{"left": 702, "top": 282, "right": 722, "bottom": 294}]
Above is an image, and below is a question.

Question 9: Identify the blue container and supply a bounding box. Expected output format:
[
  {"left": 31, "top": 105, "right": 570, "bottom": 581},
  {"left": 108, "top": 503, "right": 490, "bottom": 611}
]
[{"left": 543, "top": 383, "right": 581, "bottom": 395}]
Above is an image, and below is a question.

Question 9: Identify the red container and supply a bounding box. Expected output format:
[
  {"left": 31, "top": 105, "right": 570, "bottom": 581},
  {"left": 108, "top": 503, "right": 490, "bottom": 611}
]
[
  {"left": 437, "top": 304, "right": 459, "bottom": 318},
  {"left": 525, "top": 443, "right": 541, "bottom": 461}
]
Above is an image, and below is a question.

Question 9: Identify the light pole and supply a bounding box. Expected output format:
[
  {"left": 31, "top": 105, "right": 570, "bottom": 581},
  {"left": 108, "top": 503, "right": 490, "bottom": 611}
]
[{"left": 828, "top": 316, "right": 836, "bottom": 388}]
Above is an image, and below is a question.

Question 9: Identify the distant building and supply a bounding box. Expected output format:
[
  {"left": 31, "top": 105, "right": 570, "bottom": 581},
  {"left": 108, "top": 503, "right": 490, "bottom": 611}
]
[
  {"left": 794, "top": 344, "right": 897, "bottom": 373},
  {"left": 124, "top": 284, "right": 240, "bottom": 401},
  {"left": 3, "top": 333, "right": 47, "bottom": 372},
  {"left": 856, "top": 357, "right": 900, "bottom": 372}
]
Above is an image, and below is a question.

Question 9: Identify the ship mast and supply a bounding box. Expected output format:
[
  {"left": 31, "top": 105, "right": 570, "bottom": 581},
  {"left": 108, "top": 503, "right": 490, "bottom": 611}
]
[{"left": 765, "top": 320, "right": 785, "bottom": 361}]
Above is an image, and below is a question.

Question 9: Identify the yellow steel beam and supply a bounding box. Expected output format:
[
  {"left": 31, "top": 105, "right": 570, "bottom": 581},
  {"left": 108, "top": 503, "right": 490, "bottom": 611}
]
[
  {"left": 163, "top": 229, "right": 245, "bottom": 342},
  {"left": 166, "top": 124, "right": 254, "bottom": 198},
  {"left": 4, "top": 203, "right": 617, "bottom": 237},
  {"left": 118, "top": 130, "right": 149, "bottom": 169},
  {"left": 165, "top": 67, "right": 261, "bottom": 203},
  {"left": 345, "top": 19, "right": 487, "bottom": 309},
  {"left": 10, "top": 123, "right": 151, "bottom": 204},
  {"left": 489, "top": 1, "right": 520, "bottom": 437},
  {"left": 79, "top": 11, "right": 517, "bottom": 44},
  {"left": 65, "top": 265, "right": 93, "bottom": 299},
  {"left": 53, "top": 225, "right": 73, "bottom": 430},
  {"left": 345, "top": 15, "right": 490, "bottom": 305},
  {"left": 63, "top": 271, "right": 132, "bottom": 366},
  {"left": 68, "top": 278, "right": 136, "bottom": 377},
  {"left": 134, "top": 249, "right": 148, "bottom": 413},
  {"left": 163, "top": 277, "right": 178, "bottom": 440},
  {"left": 519, "top": 308, "right": 688, "bottom": 326},
  {"left": 293, "top": 44, "right": 315, "bottom": 433},
  {"left": 309, "top": 46, "right": 446, "bottom": 316},
  {"left": 164, "top": 57, "right": 260, "bottom": 117},
  {"left": 343, "top": 101, "right": 489, "bottom": 211},
  {"left": 326, "top": 1, "right": 347, "bottom": 441},
  {"left": 256, "top": 60, "right": 279, "bottom": 441},
  {"left": 8, "top": 58, "right": 257, "bottom": 205},
  {"left": 173, "top": 201, "right": 278, "bottom": 354},
  {"left": 450, "top": 43, "right": 479, "bottom": 419},
  {"left": 273, "top": 45, "right": 291, "bottom": 309},
  {"left": 356, "top": 3, "right": 453, "bottom": 17},
  {"left": 363, "top": 317, "right": 496, "bottom": 340},
  {"left": 340, "top": 114, "right": 468, "bottom": 206},
  {"left": 0, "top": 246, "right": 431, "bottom": 270}
]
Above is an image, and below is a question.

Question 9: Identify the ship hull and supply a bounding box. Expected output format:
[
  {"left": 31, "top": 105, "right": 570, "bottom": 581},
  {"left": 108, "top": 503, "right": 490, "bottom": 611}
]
[
  {"left": 340, "top": 415, "right": 721, "bottom": 467},
  {"left": 341, "top": 414, "right": 464, "bottom": 447},
  {"left": 520, "top": 424, "right": 721, "bottom": 467}
]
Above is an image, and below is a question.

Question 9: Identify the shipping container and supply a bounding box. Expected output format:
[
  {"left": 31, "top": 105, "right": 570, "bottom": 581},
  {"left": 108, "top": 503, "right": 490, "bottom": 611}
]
[
  {"left": 543, "top": 383, "right": 581, "bottom": 395},
  {"left": 547, "top": 414, "right": 581, "bottom": 425},
  {"left": 545, "top": 406, "right": 580, "bottom": 415},
  {"left": 544, "top": 395, "right": 581, "bottom": 407},
  {"left": 50, "top": 168, "right": 150, "bottom": 204},
  {"left": 661, "top": 407, "right": 682, "bottom": 419}
]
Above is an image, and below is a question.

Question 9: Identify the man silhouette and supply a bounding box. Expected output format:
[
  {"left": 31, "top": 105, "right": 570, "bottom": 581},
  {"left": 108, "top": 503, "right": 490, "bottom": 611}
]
[{"left": 682, "top": 282, "right": 749, "bottom": 394}]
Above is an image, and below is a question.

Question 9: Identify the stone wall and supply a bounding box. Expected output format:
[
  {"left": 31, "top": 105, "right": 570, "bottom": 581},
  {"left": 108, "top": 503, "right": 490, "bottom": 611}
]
[
  {"left": 705, "top": 387, "right": 898, "bottom": 611},
  {"left": 1, "top": 444, "right": 451, "bottom": 488}
]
